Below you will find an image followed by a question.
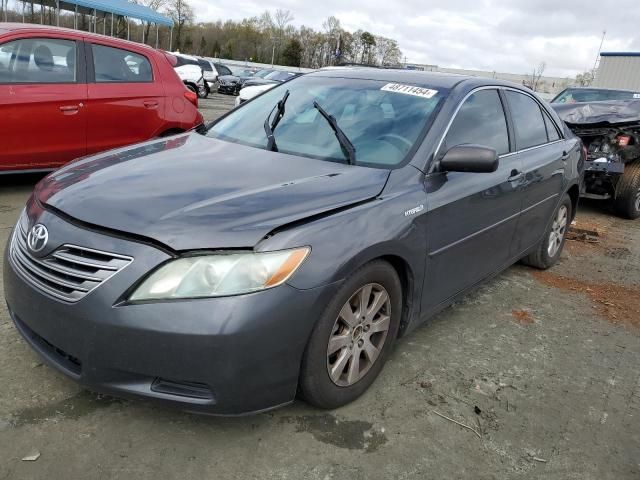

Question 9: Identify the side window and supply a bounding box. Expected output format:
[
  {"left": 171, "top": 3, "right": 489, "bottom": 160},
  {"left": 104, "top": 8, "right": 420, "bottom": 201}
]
[
  {"left": 444, "top": 89, "right": 510, "bottom": 155},
  {"left": 0, "top": 38, "right": 76, "bottom": 84},
  {"left": 543, "top": 112, "right": 561, "bottom": 142},
  {"left": 505, "top": 91, "right": 549, "bottom": 149},
  {"left": 92, "top": 44, "right": 152, "bottom": 83}
]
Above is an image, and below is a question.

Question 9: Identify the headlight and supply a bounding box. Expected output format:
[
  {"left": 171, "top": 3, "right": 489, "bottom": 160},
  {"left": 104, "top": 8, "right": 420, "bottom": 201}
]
[{"left": 129, "top": 247, "right": 310, "bottom": 301}]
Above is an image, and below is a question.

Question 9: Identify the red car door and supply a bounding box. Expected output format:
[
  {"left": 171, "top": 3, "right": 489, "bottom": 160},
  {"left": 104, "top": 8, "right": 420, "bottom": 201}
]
[
  {"left": 85, "top": 40, "right": 165, "bottom": 155},
  {"left": 0, "top": 34, "right": 87, "bottom": 171}
]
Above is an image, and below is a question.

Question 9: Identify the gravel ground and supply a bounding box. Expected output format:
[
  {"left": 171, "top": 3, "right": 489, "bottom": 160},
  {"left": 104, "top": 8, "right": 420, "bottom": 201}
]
[{"left": 0, "top": 95, "right": 638, "bottom": 479}]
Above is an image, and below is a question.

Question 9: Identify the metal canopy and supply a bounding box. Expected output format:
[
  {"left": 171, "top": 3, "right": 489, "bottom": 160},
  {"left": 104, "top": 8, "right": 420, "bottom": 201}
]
[{"left": 25, "top": 0, "right": 174, "bottom": 26}]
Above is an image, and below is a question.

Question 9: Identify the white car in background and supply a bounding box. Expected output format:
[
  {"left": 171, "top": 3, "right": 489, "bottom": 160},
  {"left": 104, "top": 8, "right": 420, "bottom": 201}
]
[
  {"left": 171, "top": 53, "right": 209, "bottom": 98},
  {"left": 235, "top": 83, "right": 278, "bottom": 107}
]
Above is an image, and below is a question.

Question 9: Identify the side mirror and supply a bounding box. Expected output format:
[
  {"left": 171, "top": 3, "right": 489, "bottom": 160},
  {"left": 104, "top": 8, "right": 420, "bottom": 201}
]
[{"left": 439, "top": 144, "right": 499, "bottom": 173}]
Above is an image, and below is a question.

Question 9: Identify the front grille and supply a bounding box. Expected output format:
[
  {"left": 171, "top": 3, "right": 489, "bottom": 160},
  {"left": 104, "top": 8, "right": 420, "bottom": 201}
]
[{"left": 9, "top": 213, "right": 133, "bottom": 303}]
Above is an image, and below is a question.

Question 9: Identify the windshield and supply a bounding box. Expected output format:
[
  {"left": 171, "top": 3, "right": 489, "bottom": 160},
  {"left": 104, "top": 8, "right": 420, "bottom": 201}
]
[
  {"left": 230, "top": 67, "right": 254, "bottom": 76},
  {"left": 265, "top": 71, "right": 297, "bottom": 82},
  {"left": 552, "top": 88, "right": 640, "bottom": 103},
  {"left": 207, "top": 76, "right": 447, "bottom": 168},
  {"left": 255, "top": 69, "right": 273, "bottom": 78}
]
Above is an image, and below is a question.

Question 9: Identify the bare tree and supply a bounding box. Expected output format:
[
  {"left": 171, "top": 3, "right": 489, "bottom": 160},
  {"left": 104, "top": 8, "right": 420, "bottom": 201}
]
[
  {"left": 524, "top": 62, "right": 546, "bottom": 92},
  {"left": 133, "top": 0, "right": 169, "bottom": 41},
  {"left": 274, "top": 9, "right": 294, "bottom": 33},
  {"left": 166, "top": 0, "right": 193, "bottom": 51},
  {"left": 575, "top": 71, "right": 595, "bottom": 87}
]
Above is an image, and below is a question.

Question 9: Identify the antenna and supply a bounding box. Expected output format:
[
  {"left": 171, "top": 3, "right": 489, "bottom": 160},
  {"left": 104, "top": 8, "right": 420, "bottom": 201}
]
[{"left": 592, "top": 30, "right": 606, "bottom": 73}]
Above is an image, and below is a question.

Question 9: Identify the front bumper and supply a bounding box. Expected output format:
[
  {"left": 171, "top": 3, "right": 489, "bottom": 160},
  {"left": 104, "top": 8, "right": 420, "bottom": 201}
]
[
  {"left": 4, "top": 208, "right": 336, "bottom": 415},
  {"left": 218, "top": 84, "right": 239, "bottom": 95},
  {"left": 585, "top": 158, "right": 625, "bottom": 174}
]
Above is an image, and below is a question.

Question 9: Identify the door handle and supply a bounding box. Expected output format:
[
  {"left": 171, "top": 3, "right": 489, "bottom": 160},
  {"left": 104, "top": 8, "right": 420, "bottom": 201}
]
[
  {"left": 561, "top": 150, "right": 570, "bottom": 161},
  {"left": 59, "top": 105, "right": 80, "bottom": 114},
  {"left": 144, "top": 101, "right": 159, "bottom": 109}
]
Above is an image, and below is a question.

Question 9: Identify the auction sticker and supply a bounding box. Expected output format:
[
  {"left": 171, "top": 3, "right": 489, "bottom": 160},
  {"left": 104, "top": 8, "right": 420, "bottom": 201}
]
[{"left": 381, "top": 83, "right": 438, "bottom": 99}]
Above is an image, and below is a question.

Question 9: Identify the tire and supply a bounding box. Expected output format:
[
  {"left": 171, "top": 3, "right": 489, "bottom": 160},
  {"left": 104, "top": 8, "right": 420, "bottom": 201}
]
[
  {"left": 522, "top": 194, "right": 572, "bottom": 270},
  {"left": 185, "top": 83, "right": 197, "bottom": 94},
  {"left": 197, "top": 85, "right": 208, "bottom": 99},
  {"left": 299, "top": 260, "right": 402, "bottom": 409},
  {"left": 614, "top": 162, "right": 640, "bottom": 220}
]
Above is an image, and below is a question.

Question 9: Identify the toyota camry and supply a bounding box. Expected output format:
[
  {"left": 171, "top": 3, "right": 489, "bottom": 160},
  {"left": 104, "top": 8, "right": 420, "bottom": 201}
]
[{"left": 5, "top": 69, "right": 584, "bottom": 415}]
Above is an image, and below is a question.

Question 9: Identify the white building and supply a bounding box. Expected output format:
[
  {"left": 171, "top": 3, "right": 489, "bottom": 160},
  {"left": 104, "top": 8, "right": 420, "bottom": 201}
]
[{"left": 593, "top": 52, "right": 640, "bottom": 91}]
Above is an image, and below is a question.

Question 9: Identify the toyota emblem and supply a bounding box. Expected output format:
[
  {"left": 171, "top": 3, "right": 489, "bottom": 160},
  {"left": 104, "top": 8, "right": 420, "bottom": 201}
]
[{"left": 27, "top": 224, "right": 49, "bottom": 253}]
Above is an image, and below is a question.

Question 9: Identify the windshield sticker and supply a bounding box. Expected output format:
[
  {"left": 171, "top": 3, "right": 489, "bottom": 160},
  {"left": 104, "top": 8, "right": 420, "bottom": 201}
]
[{"left": 381, "top": 83, "right": 438, "bottom": 99}]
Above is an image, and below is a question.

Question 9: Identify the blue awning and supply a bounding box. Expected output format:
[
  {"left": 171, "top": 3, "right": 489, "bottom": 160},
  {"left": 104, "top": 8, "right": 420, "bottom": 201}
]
[{"left": 58, "top": 0, "right": 173, "bottom": 26}]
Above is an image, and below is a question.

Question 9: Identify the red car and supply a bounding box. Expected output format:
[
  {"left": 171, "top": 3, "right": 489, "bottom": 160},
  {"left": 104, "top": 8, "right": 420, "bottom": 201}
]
[{"left": 0, "top": 23, "right": 203, "bottom": 172}]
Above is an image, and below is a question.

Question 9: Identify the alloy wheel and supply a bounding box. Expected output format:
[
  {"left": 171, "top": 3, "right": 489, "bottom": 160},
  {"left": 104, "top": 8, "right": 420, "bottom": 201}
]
[
  {"left": 548, "top": 205, "right": 568, "bottom": 257},
  {"left": 326, "top": 283, "right": 391, "bottom": 387}
]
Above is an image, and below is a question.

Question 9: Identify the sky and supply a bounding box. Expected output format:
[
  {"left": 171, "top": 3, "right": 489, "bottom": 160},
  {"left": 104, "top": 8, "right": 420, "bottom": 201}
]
[{"left": 188, "top": 0, "right": 640, "bottom": 79}]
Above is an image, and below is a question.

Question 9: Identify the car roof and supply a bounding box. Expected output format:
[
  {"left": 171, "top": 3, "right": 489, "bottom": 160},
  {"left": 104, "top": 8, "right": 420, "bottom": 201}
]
[
  {"left": 308, "top": 67, "right": 506, "bottom": 91},
  {"left": 0, "top": 22, "right": 159, "bottom": 52},
  {"left": 564, "top": 86, "right": 640, "bottom": 93}
]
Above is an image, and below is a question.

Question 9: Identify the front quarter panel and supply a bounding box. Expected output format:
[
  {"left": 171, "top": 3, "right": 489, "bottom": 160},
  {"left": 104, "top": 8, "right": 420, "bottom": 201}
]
[{"left": 257, "top": 166, "right": 428, "bottom": 320}]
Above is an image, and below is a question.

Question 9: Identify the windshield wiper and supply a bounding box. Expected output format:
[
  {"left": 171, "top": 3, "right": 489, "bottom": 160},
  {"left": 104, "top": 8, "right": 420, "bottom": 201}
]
[
  {"left": 264, "top": 90, "right": 290, "bottom": 152},
  {"left": 313, "top": 101, "right": 356, "bottom": 165}
]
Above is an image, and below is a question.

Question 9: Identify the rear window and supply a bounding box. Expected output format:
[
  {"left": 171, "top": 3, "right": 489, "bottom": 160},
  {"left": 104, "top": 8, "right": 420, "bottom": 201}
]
[
  {"left": 92, "top": 44, "right": 152, "bottom": 82},
  {"left": 174, "top": 55, "right": 199, "bottom": 68},
  {"left": 197, "top": 59, "right": 212, "bottom": 71}
]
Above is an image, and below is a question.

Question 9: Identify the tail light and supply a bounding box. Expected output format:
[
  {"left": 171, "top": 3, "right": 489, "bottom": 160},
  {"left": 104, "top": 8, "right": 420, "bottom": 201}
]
[
  {"left": 184, "top": 89, "right": 198, "bottom": 108},
  {"left": 617, "top": 135, "right": 631, "bottom": 147}
]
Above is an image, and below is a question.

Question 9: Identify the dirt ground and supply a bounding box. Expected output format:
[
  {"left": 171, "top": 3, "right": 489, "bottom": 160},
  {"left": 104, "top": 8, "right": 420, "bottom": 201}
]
[{"left": 0, "top": 95, "right": 639, "bottom": 479}]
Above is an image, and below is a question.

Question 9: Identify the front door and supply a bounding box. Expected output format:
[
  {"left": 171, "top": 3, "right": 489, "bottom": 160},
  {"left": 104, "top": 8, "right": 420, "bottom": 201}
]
[
  {"left": 422, "top": 88, "right": 522, "bottom": 312},
  {"left": 0, "top": 36, "right": 86, "bottom": 171}
]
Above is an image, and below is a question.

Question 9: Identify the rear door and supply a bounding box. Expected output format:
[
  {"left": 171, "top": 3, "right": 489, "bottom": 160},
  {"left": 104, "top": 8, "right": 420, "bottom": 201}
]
[
  {"left": 0, "top": 35, "right": 86, "bottom": 170},
  {"left": 423, "top": 88, "right": 523, "bottom": 311},
  {"left": 503, "top": 90, "right": 567, "bottom": 255},
  {"left": 85, "top": 41, "right": 165, "bottom": 155}
]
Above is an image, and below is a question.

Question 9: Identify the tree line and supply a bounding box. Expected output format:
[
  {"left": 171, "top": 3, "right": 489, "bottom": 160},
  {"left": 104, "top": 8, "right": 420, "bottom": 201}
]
[
  {"left": 1, "top": 0, "right": 404, "bottom": 68},
  {"left": 155, "top": 0, "right": 403, "bottom": 68}
]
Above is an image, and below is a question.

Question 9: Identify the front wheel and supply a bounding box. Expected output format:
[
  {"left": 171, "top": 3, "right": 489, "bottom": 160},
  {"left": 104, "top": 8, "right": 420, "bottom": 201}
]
[
  {"left": 614, "top": 162, "right": 640, "bottom": 219},
  {"left": 197, "top": 84, "right": 209, "bottom": 99},
  {"left": 521, "top": 194, "right": 572, "bottom": 270},
  {"left": 299, "top": 261, "right": 402, "bottom": 409}
]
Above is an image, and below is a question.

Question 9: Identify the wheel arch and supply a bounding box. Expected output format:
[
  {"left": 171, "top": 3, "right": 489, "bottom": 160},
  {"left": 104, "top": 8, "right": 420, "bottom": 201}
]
[
  {"left": 377, "top": 254, "right": 416, "bottom": 337},
  {"left": 325, "top": 245, "right": 421, "bottom": 339},
  {"left": 158, "top": 128, "right": 185, "bottom": 138},
  {"left": 567, "top": 183, "right": 580, "bottom": 221}
]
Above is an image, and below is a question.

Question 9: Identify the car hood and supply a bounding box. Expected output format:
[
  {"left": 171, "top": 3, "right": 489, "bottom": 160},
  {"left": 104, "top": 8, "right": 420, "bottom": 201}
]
[
  {"left": 218, "top": 74, "right": 239, "bottom": 83},
  {"left": 35, "top": 134, "right": 390, "bottom": 251},
  {"left": 240, "top": 84, "right": 276, "bottom": 100},
  {"left": 552, "top": 99, "right": 640, "bottom": 125},
  {"left": 243, "top": 78, "right": 279, "bottom": 88}
]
